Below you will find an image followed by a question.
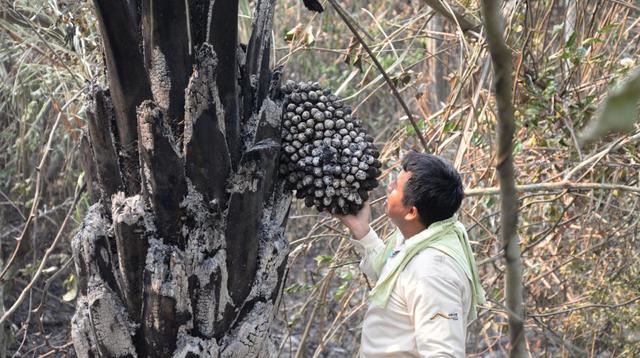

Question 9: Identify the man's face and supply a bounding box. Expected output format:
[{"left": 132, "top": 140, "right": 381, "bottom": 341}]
[{"left": 385, "top": 169, "right": 412, "bottom": 225}]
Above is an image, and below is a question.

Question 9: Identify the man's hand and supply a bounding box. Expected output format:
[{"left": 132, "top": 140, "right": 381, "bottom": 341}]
[{"left": 334, "top": 201, "right": 371, "bottom": 240}]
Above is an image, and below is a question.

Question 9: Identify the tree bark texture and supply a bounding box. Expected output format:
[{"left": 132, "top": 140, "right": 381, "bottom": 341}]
[{"left": 72, "top": 0, "right": 291, "bottom": 356}]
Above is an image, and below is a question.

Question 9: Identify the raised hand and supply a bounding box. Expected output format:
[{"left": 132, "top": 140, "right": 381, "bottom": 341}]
[{"left": 334, "top": 201, "right": 371, "bottom": 240}]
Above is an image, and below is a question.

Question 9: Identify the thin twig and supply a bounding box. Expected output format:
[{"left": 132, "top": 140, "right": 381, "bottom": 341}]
[
  {"left": 0, "top": 90, "right": 82, "bottom": 282},
  {"left": 0, "top": 183, "right": 85, "bottom": 325},
  {"left": 529, "top": 296, "right": 640, "bottom": 318},
  {"left": 465, "top": 181, "right": 640, "bottom": 196},
  {"left": 7, "top": 3, "right": 83, "bottom": 85}
]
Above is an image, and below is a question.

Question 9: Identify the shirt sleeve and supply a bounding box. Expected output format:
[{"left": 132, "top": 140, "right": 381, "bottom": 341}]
[
  {"left": 405, "top": 274, "right": 466, "bottom": 357},
  {"left": 349, "top": 227, "right": 385, "bottom": 282}
]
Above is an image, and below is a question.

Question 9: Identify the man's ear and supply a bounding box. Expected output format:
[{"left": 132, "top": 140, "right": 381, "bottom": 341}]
[{"left": 404, "top": 206, "right": 419, "bottom": 222}]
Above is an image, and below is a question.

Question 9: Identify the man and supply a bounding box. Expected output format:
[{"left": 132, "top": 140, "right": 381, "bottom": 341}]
[{"left": 337, "top": 151, "right": 485, "bottom": 357}]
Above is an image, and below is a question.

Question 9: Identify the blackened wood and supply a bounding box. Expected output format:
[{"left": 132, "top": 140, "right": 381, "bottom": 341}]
[
  {"left": 78, "top": 131, "right": 100, "bottom": 204},
  {"left": 251, "top": 101, "right": 282, "bottom": 204},
  {"left": 270, "top": 251, "right": 288, "bottom": 302},
  {"left": 251, "top": 99, "right": 281, "bottom": 147},
  {"left": 141, "top": 0, "right": 191, "bottom": 138},
  {"left": 189, "top": 265, "right": 222, "bottom": 338},
  {"left": 137, "top": 101, "right": 186, "bottom": 247},
  {"left": 88, "top": 287, "right": 137, "bottom": 356},
  {"left": 73, "top": 0, "right": 296, "bottom": 353},
  {"left": 125, "top": 0, "right": 141, "bottom": 28},
  {"left": 76, "top": 206, "right": 123, "bottom": 300},
  {"left": 112, "top": 194, "right": 148, "bottom": 322},
  {"left": 249, "top": 67, "right": 284, "bottom": 204},
  {"left": 141, "top": 251, "right": 178, "bottom": 356},
  {"left": 242, "top": 0, "right": 277, "bottom": 125},
  {"left": 184, "top": 44, "right": 231, "bottom": 207},
  {"left": 188, "top": 0, "right": 210, "bottom": 48},
  {"left": 269, "top": 181, "right": 293, "bottom": 227},
  {"left": 225, "top": 139, "right": 280, "bottom": 306},
  {"left": 70, "top": 301, "right": 94, "bottom": 358},
  {"left": 93, "top": 0, "right": 151, "bottom": 195},
  {"left": 70, "top": 205, "right": 105, "bottom": 297},
  {"left": 93, "top": 235, "right": 122, "bottom": 298},
  {"left": 251, "top": 65, "right": 283, "bottom": 147},
  {"left": 268, "top": 64, "right": 285, "bottom": 100},
  {"left": 208, "top": 0, "right": 242, "bottom": 169},
  {"left": 86, "top": 86, "right": 123, "bottom": 204}
]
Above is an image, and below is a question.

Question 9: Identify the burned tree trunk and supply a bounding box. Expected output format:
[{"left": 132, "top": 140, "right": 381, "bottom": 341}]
[{"left": 72, "top": 0, "right": 292, "bottom": 356}]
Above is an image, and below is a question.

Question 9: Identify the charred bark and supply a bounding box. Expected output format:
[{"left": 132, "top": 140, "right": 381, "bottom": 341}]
[
  {"left": 72, "top": 0, "right": 293, "bottom": 356},
  {"left": 93, "top": 0, "right": 152, "bottom": 195}
]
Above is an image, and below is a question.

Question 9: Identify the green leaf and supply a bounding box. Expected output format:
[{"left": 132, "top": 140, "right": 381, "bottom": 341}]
[
  {"left": 579, "top": 66, "right": 640, "bottom": 144},
  {"left": 76, "top": 172, "right": 85, "bottom": 190},
  {"left": 565, "top": 32, "right": 577, "bottom": 47},
  {"left": 339, "top": 270, "right": 353, "bottom": 281},
  {"left": 334, "top": 282, "right": 348, "bottom": 300},
  {"left": 582, "top": 37, "right": 603, "bottom": 46},
  {"left": 314, "top": 255, "right": 333, "bottom": 266},
  {"left": 513, "top": 140, "right": 523, "bottom": 155},
  {"left": 63, "top": 274, "right": 77, "bottom": 301}
]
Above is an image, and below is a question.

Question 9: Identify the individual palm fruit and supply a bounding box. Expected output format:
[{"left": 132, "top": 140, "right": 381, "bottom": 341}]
[{"left": 279, "top": 81, "right": 381, "bottom": 214}]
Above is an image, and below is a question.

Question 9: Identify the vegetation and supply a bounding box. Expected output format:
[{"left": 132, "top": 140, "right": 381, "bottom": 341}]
[{"left": 1, "top": 0, "right": 639, "bottom": 356}]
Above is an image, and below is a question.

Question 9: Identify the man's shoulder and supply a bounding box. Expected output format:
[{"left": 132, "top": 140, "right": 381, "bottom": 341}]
[
  {"left": 401, "top": 247, "right": 467, "bottom": 283},
  {"left": 407, "top": 246, "right": 450, "bottom": 265}
]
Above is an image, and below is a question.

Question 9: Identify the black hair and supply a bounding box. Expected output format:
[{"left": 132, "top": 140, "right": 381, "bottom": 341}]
[{"left": 401, "top": 151, "right": 464, "bottom": 226}]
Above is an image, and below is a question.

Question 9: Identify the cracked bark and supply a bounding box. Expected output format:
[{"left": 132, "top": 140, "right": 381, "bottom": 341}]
[{"left": 72, "top": 0, "right": 292, "bottom": 356}]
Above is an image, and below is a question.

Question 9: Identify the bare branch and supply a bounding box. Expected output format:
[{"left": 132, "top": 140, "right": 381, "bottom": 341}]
[
  {"left": 529, "top": 296, "right": 640, "bottom": 318},
  {"left": 0, "top": 184, "right": 85, "bottom": 325},
  {"left": 0, "top": 90, "right": 83, "bottom": 282},
  {"left": 422, "top": 0, "right": 481, "bottom": 32},
  {"left": 481, "top": 0, "right": 525, "bottom": 356},
  {"left": 465, "top": 181, "right": 640, "bottom": 196}
]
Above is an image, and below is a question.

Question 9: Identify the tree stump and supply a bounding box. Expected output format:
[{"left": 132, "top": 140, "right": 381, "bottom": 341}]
[{"left": 72, "top": 0, "right": 292, "bottom": 356}]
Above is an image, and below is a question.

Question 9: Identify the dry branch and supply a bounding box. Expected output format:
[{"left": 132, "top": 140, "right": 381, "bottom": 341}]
[
  {"left": 422, "top": 0, "right": 481, "bottom": 32},
  {"left": 465, "top": 181, "right": 640, "bottom": 196},
  {"left": 0, "top": 184, "right": 85, "bottom": 325},
  {"left": 481, "top": 0, "right": 525, "bottom": 356},
  {"left": 0, "top": 90, "right": 83, "bottom": 283}
]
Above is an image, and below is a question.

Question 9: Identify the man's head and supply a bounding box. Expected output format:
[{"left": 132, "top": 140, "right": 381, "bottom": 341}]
[{"left": 385, "top": 151, "right": 464, "bottom": 229}]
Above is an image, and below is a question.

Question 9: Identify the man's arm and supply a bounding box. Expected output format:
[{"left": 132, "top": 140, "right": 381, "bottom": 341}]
[
  {"left": 335, "top": 202, "right": 385, "bottom": 281},
  {"left": 405, "top": 274, "right": 466, "bottom": 357},
  {"left": 350, "top": 227, "right": 385, "bottom": 282}
]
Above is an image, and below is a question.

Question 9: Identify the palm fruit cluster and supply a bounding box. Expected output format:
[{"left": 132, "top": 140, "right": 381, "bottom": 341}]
[{"left": 279, "top": 80, "right": 382, "bottom": 215}]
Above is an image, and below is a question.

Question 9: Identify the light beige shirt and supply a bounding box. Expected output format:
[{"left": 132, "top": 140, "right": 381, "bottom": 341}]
[{"left": 351, "top": 227, "right": 472, "bottom": 357}]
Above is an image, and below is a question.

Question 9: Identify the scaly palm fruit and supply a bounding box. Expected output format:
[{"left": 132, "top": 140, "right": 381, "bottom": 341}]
[{"left": 279, "top": 81, "right": 381, "bottom": 215}]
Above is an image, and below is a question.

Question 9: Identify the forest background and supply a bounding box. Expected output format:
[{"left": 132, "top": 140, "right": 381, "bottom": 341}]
[{"left": 0, "top": 0, "right": 639, "bottom": 356}]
